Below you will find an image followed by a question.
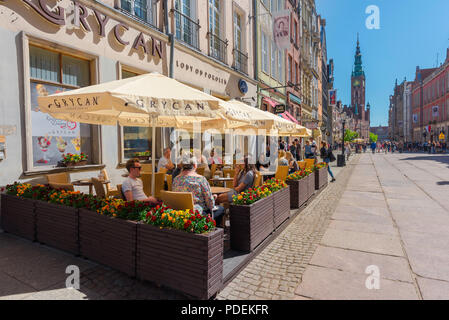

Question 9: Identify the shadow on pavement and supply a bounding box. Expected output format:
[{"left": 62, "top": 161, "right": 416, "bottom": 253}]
[
  {"left": 0, "top": 232, "right": 188, "bottom": 300},
  {"left": 399, "top": 155, "right": 449, "bottom": 167}
]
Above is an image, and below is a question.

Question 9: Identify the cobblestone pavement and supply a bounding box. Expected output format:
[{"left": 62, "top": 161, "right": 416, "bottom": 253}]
[
  {"left": 217, "top": 154, "right": 361, "bottom": 300},
  {"left": 0, "top": 230, "right": 188, "bottom": 300},
  {"left": 0, "top": 154, "right": 358, "bottom": 300}
]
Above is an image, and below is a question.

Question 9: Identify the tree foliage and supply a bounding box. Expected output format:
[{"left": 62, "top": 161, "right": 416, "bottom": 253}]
[
  {"left": 369, "top": 132, "right": 378, "bottom": 143},
  {"left": 344, "top": 129, "right": 359, "bottom": 142}
]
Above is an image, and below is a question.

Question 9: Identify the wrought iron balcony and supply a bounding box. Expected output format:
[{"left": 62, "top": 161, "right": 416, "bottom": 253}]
[
  {"left": 208, "top": 32, "right": 228, "bottom": 64},
  {"left": 232, "top": 48, "right": 248, "bottom": 75},
  {"left": 172, "top": 9, "right": 200, "bottom": 50}
]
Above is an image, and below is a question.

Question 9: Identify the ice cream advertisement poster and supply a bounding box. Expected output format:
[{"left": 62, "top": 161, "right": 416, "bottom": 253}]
[{"left": 31, "top": 82, "right": 82, "bottom": 166}]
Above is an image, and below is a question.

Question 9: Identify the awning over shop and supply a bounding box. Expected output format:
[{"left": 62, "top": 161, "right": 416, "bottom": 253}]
[
  {"left": 280, "top": 111, "right": 299, "bottom": 124},
  {"left": 262, "top": 97, "right": 278, "bottom": 109}
]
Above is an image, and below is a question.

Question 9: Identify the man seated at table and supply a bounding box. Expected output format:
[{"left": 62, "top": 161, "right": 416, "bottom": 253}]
[
  {"left": 157, "top": 147, "right": 175, "bottom": 173},
  {"left": 122, "top": 158, "right": 159, "bottom": 204}
]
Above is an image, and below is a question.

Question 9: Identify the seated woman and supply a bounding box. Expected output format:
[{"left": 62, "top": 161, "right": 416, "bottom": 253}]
[
  {"left": 285, "top": 151, "right": 300, "bottom": 174},
  {"left": 216, "top": 156, "right": 256, "bottom": 205},
  {"left": 172, "top": 154, "right": 224, "bottom": 226}
]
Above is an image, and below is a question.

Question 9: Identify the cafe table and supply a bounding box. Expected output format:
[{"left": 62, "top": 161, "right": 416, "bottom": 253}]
[
  {"left": 72, "top": 178, "right": 110, "bottom": 194},
  {"left": 210, "top": 187, "right": 231, "bottom": 195},
  {"left": 209, "top": 177, "right": 234, "bottom": 187}
]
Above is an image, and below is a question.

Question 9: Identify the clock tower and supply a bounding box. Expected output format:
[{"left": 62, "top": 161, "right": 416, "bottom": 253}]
[{"left": 351, "top": 34, "right": 365, "bottom": 120}]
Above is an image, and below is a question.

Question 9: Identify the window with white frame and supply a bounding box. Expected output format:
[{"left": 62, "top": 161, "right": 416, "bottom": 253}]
[
  {"left": 29, "top": 45, "right": 93, "bottom": 168},
  {"left": 121, "top": 0, "right": 156, "bottom": 26},
  {"left": 175, "top": 0, "right": 198, "bottom": 48},
  {"left": 261, "top": 31, "right": 268, "bottom": 73},
  {"left": 277, "top": 48, "right": 283, "bottom": 83},
  {"left": 234, "top": 12, "right": 242, "bottom": 51}
]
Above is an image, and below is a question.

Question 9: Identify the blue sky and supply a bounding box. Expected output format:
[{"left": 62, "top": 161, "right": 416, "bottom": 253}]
[{"left": 316, "top": 0, "right": 449, "bottom": 126}]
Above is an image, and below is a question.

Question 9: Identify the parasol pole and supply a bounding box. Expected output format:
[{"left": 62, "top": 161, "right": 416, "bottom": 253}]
[{"left": 151, "top": 116, "right": 156, "bottom": 198}]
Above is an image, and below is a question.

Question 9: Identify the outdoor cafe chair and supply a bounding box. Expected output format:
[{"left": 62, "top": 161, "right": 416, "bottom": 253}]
[
  {"left": 141, "top": 172, "right": 165, "bottom": 199},
  {"left": 100, "top": 169, "right": 119, "bottom": 197},
  {"left": 166, "top": 174, "right": 172, "bottom": 191},
  {"left": 275, "top": 165, "right": 289, "bottom": 181},
  {"left": 160, "top": 191, "right": 194, "bottom": 211},
  {"left": 305, "top": 159, "right": 315, "bottom": 170},
  {"left": 297, "top": 161, "right": 306, "bottom": 170},
  {"left": 116, "top": 184, "right": 125, "bottom": 200},
  {"left": 47, "top": 172, "right": 70, "bottom": 184},
  {"left": 196, "top": 166, "right": 205, "bottom": 176},
  {"left": 49, "top": 182, "right": 74, "bottom": 191},
  {"left": 141, "top": 163, "right": 153, "bottom": 173},
  {"left": 158, "top": 167, "right": 168, "bottom": 174},
  {"left": 253, "top": 171, "right": 262, "bottom": 187},
  {"left": 222, "top": 169, "right": 235, "bottom": 188},
  {"left": 91, "top": 177, "right": 107, "bottom": 198}
]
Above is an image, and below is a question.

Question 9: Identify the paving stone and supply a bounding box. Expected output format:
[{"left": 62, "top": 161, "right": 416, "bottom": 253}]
[
  {"left": 295, "top": 265, "right": 419, "bottom": 300},
  {"left": 417, "top": 277, "right": 449, "bottom": 300}
]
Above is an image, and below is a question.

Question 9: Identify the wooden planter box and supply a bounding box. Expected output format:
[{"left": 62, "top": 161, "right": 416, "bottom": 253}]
[
  {"left": 35, "top": 201, "right": 79, "bottom": 255},
  {"left": 286, "top": 178, "right": 309, "bottom": 209},
  {"left": 229, "top": 195, "right": 274, "bottom": 252},
  {"left": 0, "top": 194, "right": 36, "bottom": 241},
  {"left": 136, "top": 224, "right": 223, "bottom": 300},
  {"left": 315, "top": 167, "right": 328, "bottom": 190},
  {"left": 79, "top": 209, "right": 137, "bottom": 277},
  {"left": 65, "top": 160, "right": 87, "bottom": 167},
  {"left": 307, "top": 173, "right": 315, "bottom": 199},
  {"left": 273, "top": 187, "right": 290, "bottom": 229}
]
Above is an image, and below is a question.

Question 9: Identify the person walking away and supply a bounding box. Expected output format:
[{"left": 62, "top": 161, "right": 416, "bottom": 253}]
[
  {"left": 305, "top": 141, "right": 313, "bottom": 159},
  {"left": 371, "top": 141, "right": 376, "bottom": 154},
  {"left": 290, "top": 139, "right": 298, "bottom": 160},
  {"left": 321, "top": 142, "right": 336, "bottom": 182}
]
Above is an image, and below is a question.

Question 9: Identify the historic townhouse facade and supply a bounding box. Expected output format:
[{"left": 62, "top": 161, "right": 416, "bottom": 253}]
[
  {"left": 411, "top": 50, "right": 449, "bottom": 143},
  {"left": 0, "top": 0, "right": 257, "bottom": 186}
]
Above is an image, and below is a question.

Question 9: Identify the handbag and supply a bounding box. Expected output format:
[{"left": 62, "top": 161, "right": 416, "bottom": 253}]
[{"left": 329, "top": 150, "right": 336, "bottom": 162}]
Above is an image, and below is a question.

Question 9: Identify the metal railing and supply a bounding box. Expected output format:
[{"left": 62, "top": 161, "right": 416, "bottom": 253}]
[
  {"left": 208, "top": 32, "right": 228, "bottom": 64},
  {"left": 172, "top": 9, "right": 200, "bottom": 50},
  {"left": 118, "top": 7, "right": 159, "bottom": 31},
  {"left": 232, "top": 48, "right": 248, "bottom": 75}
]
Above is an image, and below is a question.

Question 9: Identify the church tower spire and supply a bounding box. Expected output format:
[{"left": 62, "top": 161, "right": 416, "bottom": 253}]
[{"left": 352, "top": 33, "right": 365, "bottom": 77}]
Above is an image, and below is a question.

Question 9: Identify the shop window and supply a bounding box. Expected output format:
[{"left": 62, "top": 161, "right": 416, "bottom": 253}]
[
  {"left": 29, "top": 45, "right": 93, "bottom": 168},
  {"left": 120, "top": 69, "right": 165, "bottom": 161}
]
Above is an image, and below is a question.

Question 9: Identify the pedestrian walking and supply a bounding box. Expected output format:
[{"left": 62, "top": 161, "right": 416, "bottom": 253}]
[
  {"left": 371, "top": 141, "right": 376, "bottom": 154},
  {"left": 321, "top": 142, "right": 336, "bottom": 182}
]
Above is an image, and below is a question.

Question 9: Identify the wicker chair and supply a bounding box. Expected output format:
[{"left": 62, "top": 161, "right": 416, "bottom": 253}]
[
  {"left": 160, "top": 191, "right": 194, "bottom": 211},
  {"left": 91, "top": 177, "right": 107, "bottom": 198},
  {"left": 305, "top": 159, "right": 315, "bottom": 170},
  {"left": 275, "top": 165, "right": 289, "bottom": 181},
  {"left": 100, "top": 169, "right": 119, "bottom": 197},
  {"left": 46, "top": 172, "right": 70, "bottom": 184},
  {"left": 49, "top": 182, "right": 74, "bottom": 191},
  {"left": 141, "top": 172, "right": 166, "bottom": 199}
]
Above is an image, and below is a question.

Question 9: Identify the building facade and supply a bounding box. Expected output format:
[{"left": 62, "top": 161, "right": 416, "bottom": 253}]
[
  {"left": 255, "top": 0, "right": 286, "bottom": 114},
  {"left": 285, "top": 0, "right": 302, "bottom": 122},
  {"left": 389, "top": 79, "right": 413, "bottom": 142},
  {"left": 411, "top": 51, "right": 449, "bottom": 143},
  {"left": 370, "top": 126, "right": 389, "bottom": 142},
  {"left": 0, "top": 0, "right": 257, "bottom": 187}
]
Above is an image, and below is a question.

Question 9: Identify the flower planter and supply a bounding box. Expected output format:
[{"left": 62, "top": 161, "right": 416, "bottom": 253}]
[
  {"left": 135, "top": 156, "right": 150, "bottom": 161},
  {"left": 286, "top": 178, "right": 309, "bottom": 209},
  {"left": 65, "top": 160, "right": 87, "bottom": 167},
  {"left": 79, "top": 209, "right": 137, "bottom": 277},
  {"left": 315, "top": 167, "right": 328, "bottom": 190},
  {"left": 229, "top": 195, "right": 274, "bottom": 252},
  {"left": 307, "top": 173, "right": 315, "bottom": 199},
  {"left": 136, "top": 224, "right": 223, "bottom": 300},
  {"left": 35, "top": 201, "right": 79, "bottom": 255},
  {"left": 273, "top": 187, "right": 290, "bottom": 229},
  {"left": 0, "top": 194, "right": 36, "bottom": 241}
]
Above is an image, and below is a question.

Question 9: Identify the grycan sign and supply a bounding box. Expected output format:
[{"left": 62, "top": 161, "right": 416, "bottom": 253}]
[{"left": 22, "top": 0, "right": 164, "bottom": 59}]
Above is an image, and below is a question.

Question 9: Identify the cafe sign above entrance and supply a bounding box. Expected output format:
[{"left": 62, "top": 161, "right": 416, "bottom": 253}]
[{"left": 22, "top": 0, "right": 164, "bottom": 59}]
